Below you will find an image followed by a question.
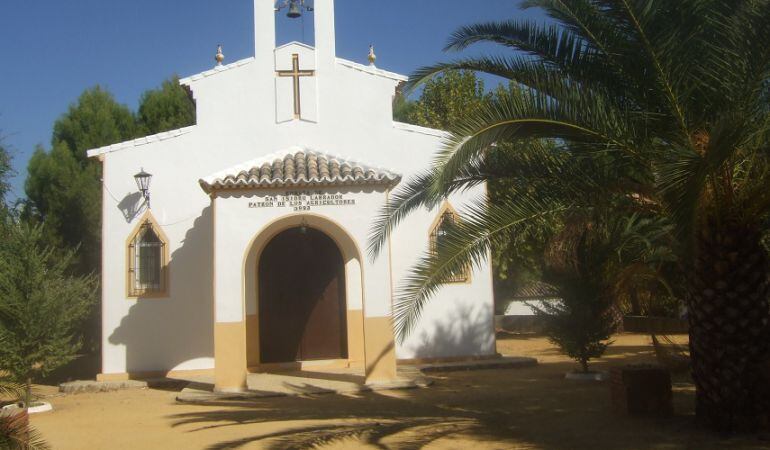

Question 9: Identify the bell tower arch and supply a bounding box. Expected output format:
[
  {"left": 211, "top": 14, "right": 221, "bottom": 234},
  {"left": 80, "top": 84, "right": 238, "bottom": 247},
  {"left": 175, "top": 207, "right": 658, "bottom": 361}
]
[
  {"left": 254, "top": 0, "right": 336, "bottom": 124},
  {"left": 254, "top": 0, "right": 336, "bottom": 71}
]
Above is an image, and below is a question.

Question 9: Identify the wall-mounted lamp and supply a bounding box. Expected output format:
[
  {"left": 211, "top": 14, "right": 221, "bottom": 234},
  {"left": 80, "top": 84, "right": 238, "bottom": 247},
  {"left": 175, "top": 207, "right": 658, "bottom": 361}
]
[
  {"left": 134, "top": 168, "right": 153, "bottom": 209},
  {"left": 299, "top": 217, "right": 309, "bottom": 235}
]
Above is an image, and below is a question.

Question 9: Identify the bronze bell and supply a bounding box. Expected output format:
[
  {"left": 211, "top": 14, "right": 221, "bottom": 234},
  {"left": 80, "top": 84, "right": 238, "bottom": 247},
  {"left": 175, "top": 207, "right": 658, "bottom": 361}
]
[{"left": 287, "top": 0, "right": 302, "bottom": 18}]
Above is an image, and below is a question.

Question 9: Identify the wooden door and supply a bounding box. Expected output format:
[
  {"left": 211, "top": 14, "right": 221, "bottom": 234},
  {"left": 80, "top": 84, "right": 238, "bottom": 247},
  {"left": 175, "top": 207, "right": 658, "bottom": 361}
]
[{"left": 258, "top": 227, "right": 348, "bottom": 363}]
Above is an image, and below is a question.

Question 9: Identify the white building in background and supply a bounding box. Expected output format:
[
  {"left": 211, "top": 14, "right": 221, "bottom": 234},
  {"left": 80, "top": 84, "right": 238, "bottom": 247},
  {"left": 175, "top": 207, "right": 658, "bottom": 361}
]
[{"left": 88, "top": 0, "right": 495, "bottom": 392}]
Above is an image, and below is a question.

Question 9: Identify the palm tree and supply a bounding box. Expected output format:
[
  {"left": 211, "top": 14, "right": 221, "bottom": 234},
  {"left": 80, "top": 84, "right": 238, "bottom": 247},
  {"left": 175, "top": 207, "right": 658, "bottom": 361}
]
[
  {"left": 371, "top": 0, "right": 770, "bottom": 432},
  {"left": 368, "top": 138, "right": 670, "bottom": 343},
  {"left": 0, "top": 341, "right": 49, "bottom": 450},
  {"left": 0, "top": 380, "right": 48, "bottom": 450}
]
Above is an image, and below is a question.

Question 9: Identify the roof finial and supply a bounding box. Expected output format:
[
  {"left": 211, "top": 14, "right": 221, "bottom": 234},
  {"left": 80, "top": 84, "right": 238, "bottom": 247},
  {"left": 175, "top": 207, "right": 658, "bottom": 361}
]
[
  {"left": 215, "top": 44, "right": 225, "bottom": 66},
  {"left": 368, "top": 45, "right": 377, "bottom": 67}
]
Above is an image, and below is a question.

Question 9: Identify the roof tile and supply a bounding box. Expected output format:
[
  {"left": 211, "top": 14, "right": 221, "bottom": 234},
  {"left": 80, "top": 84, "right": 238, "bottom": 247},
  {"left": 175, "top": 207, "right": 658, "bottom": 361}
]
[{"left": 199, "top": 147, "right": 401, "bottom": 193}]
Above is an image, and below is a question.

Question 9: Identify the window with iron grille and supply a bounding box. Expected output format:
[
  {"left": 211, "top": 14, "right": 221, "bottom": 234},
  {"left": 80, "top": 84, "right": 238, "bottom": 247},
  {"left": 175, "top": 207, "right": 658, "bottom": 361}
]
[
  {"left": 429, "top": 208, "right": 471, "bottom": 283},
  {"left": 128, "top": 220, "right": 167, "bottom": 297}
]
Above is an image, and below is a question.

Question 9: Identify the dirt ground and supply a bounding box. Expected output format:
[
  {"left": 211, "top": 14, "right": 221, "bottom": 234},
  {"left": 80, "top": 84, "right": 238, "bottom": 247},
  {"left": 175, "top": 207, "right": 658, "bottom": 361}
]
[{"left": 29, "top": 334, "right": 769, "bottom": 449}]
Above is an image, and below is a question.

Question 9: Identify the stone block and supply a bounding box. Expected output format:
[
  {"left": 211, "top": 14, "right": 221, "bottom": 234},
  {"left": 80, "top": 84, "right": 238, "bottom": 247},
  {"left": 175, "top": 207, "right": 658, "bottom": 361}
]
[
  {"left": 611, "top": 365, "right": 673, "bottom": 415},
  {"left": 59, "top": 379, "right": 147, "bottom": 394}
]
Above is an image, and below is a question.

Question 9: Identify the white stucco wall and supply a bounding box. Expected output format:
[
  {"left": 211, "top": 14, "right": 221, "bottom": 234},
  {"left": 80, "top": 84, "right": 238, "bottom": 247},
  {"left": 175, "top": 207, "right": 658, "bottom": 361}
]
[
  {"left": 93, "top": 0, "right": 495, "bottom": 375},
  {"left": 390, "top": 189, "right": 496, "bottom": 360}
]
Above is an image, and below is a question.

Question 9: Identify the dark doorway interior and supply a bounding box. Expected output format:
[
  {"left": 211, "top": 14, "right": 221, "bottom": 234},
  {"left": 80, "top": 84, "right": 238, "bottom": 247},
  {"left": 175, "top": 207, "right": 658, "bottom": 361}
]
[{"left": 258, "top": 227, "right": 348, "bottom": 363}]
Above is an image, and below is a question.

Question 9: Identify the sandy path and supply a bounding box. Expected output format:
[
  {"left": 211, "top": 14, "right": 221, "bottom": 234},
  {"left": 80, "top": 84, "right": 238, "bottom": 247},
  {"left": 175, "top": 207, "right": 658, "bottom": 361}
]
[{"left": 30, "top": 334, "right": 765, "bottom": 450}]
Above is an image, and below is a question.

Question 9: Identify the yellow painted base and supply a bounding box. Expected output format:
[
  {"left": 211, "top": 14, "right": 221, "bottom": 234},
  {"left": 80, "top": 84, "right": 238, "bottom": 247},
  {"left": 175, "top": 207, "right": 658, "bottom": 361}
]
[
  {"left": 364, "top": 316, "right": 397, "bottom": 383},
  {"left": 246, "top": 314, "right": 260, "bottom": 368},
  {"left": 100, "top": 315, "right": 397, "bottom": 387},
  {"left": 215, "top": 321, "right": 248, "bottom": 392},
  {"left": 347, "top": 309, "right": 365, "bottom": 365},
  {"left": 244, "top": 309, "right": 366, "bottom": 369}
]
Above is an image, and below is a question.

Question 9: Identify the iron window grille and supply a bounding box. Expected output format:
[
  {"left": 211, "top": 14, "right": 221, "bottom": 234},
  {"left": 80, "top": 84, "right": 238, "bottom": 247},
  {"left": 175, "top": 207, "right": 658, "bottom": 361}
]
[
  {"left": 128, "top": 221, "right": 167, "bottom": 296},
  {"left": 429, "top": 209, "right": 470, "bottom": 283}
]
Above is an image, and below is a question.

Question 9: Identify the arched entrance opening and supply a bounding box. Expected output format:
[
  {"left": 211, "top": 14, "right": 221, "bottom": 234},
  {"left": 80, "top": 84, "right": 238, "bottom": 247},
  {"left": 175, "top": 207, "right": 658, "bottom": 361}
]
[{"left": 258, "top": 226, "right": 349, "bottom": 363}]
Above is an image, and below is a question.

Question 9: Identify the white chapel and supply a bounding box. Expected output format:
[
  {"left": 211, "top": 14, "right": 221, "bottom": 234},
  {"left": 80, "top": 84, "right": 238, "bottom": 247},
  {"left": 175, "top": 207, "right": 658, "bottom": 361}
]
[{"left": 88, "top": 0, "right": 495, "bottom": 392}]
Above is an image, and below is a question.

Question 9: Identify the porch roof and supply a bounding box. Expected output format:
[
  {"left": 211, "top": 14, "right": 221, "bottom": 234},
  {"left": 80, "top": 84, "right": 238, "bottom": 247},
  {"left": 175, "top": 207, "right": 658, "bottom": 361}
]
[{"left": 199, "top": 147, "right": 402, "bottom": 194}]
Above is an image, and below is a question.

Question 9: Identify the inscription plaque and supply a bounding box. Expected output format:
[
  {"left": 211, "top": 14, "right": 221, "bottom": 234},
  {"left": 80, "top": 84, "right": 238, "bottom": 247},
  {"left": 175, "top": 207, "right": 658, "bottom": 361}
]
[{"left": 248, "top": 190, "right": 356, "bottom": 212}]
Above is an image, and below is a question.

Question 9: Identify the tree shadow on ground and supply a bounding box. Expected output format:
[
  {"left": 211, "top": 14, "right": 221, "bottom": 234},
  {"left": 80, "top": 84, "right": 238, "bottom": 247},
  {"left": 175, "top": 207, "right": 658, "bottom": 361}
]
[
  {"left": 165, "top": 339, "right": 766, "bottom": 450},
  {"left": 169, "top": 389, "right": 522, "bottom": 450}
]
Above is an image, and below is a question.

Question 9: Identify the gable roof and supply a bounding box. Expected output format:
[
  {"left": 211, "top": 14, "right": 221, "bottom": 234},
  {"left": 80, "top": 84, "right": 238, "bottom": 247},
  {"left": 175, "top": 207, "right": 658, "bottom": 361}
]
[
  {"left": 336, "top": 58, "right": 407, "bottom": 82},
  {"left": 178, "top": 53, "right": 407, "bottom": 87},
  {"left": 86, "top": 126, "right": 196, "bottom": 158},
  {"left": 199, "top": 147, "right": 401, "bottom": 194},
  {"left": 179, "top": 57, "right": 255, "bottom": 85},
  {"left": 275, "top": 41, "right": 315, "bottom": 52}
]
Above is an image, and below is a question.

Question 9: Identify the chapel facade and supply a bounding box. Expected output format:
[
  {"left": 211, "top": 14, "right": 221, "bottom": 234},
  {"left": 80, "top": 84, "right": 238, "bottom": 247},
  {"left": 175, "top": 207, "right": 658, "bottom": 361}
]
[{"left": 89, "top": 0, "right": 495, "bottom": 392}]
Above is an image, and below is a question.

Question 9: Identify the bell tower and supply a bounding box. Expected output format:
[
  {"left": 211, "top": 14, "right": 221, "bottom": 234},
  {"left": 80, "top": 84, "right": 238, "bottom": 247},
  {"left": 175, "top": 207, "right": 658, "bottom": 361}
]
[
  {"left": 254, "top": 0, "right": 336, "bottom": 123},
  {"left": 312, "top": 0, "right": 337, "bottom": 73},
  {"left": 253, "top": 1, "right": 276, "bottom": 60}
]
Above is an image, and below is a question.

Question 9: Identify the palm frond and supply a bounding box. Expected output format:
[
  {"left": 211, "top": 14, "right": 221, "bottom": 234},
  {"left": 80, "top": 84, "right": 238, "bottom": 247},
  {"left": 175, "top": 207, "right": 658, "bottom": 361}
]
[
  {"left": 0, "top": 380, "right": 24, "bottom": 401},
  {"left": 0, "top": 416, "right": 50, "bottom": 450},
  {"left": 367, "top": 148, "right": 539, "bottom": 259},
  {"left": 618, "top": 0, "right": 691, "bottom": 138},
  {"left": 367, "top": 169, "right": 443, "bottom": 259},
  {"left": 520, "top": 0, "right": 623, "bottom": 58},
  {"left": 657, "top": 111, "right": 761, "bottom": 241},
  {"left": 431, "top": 84, "right": 641, "bottom": 192},
  {"left": 393, "top": 198, "right": 570, "bottom": 340}
]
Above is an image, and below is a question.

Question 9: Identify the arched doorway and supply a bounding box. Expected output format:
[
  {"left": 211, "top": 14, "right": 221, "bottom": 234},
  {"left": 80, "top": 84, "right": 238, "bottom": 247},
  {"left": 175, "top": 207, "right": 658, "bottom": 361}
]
[{"left": 258, "top": 227, "right": 349, "bottom": 363}]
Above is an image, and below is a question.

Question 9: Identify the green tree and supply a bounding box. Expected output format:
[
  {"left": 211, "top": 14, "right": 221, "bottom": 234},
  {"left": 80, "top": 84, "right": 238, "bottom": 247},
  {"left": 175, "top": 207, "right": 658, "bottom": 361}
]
[
  {"left": 379, "top": 0, "right": 770, "bottom": 431},
  {"left": 533, "top": 293, "right": 614, "bottom": 373},
  {"left": 400, "top": 70, "right": 489, "bottom": 130},
  {"left": 25, "top": 142, "right": 102, "bottom": 273},
  {"left": 533, "top": 219, "right": 619, "bottom": 374},
  {"left": 488, "top": 138, "right": 563, "bottom": 307},
  {"left": 137, "top": 76, "right": 196, "bottom": 135},
  {"left": 23, "top": 79, "right": 196, "bottom": 354},
  {"left": 24, "top": 87, "right": 137, "bottom": 357},
  {"left": 392, "top": 90, "right": 418, "bottom": 124},
  {"left": 25, "top": 87, "right": 138, "bottom": 273},
  {"left": 25, "top": 79, "right": 196, "bottom": 274},
  {"left": 52, "top": 86, "right": 137, "bottom": 164},
  {"left": 0, "top": 138, "right": 11, "bottom": 208},
  {"left": 0, "top": 221, "right": 96, "bottom": 406},
  {"left": 534, "top": 213, "right": 674, "bottom": 372}
]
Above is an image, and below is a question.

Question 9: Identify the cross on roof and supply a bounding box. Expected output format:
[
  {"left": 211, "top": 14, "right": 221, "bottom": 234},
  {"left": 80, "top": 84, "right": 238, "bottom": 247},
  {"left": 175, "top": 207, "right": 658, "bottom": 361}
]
[{"left": 277, "top": 53, "right": 315, "bottom": 119}]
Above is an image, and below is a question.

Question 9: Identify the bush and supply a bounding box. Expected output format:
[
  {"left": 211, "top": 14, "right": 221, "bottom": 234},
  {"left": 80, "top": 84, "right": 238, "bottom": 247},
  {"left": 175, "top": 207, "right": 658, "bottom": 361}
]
[
  {"left": 532, "top": 219, "right": 620, "bottom": 373},
  {"left": 532, "top": 291, "right": 616, "bottom": 373},
  {"left": 0, "top": 220, "right": 96, "bottom": 403}
]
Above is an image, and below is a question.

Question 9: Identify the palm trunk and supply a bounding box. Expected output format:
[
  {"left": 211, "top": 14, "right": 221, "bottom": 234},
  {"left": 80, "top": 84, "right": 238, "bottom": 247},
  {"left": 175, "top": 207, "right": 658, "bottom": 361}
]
[{"left": 687, "top": 218, "right": 770, "bottom": 432}]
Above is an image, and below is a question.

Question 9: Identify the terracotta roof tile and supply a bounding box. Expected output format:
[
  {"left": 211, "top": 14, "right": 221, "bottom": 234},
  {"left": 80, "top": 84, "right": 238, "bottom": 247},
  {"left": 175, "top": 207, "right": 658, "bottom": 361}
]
[
  {"left": 508, "top": 281, "right": 560, "bottom": 300},
  {"left": 199, "top": 147, "right": 401, "bottom": 194}
]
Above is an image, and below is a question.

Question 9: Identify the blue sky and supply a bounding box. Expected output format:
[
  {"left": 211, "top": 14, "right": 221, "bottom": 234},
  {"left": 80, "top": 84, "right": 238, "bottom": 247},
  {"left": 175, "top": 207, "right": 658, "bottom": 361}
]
[{"left": 0, "top": 1, "right": 544, "bottom": 201}]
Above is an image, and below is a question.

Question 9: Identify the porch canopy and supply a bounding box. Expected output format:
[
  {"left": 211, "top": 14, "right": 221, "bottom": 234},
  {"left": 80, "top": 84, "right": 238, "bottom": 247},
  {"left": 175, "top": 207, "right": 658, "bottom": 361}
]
[{"left": 200, "top": 146, "right": 403, "bottom": 393}]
